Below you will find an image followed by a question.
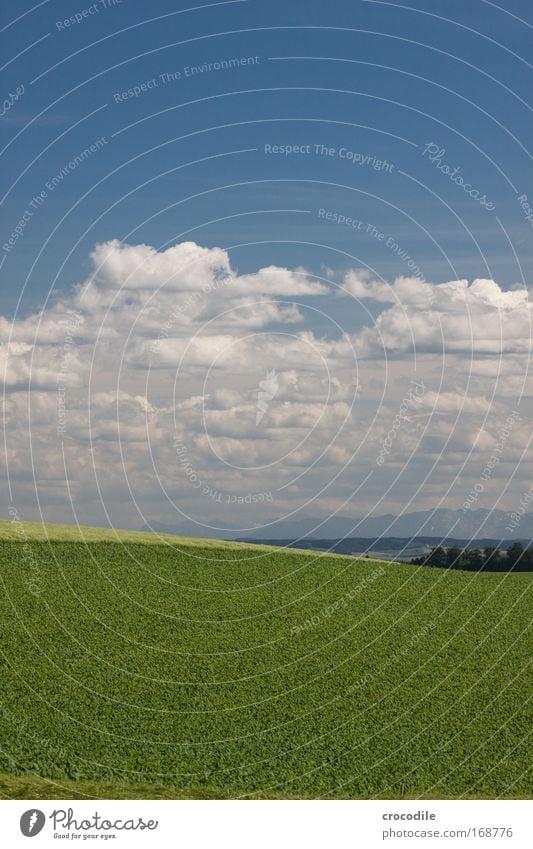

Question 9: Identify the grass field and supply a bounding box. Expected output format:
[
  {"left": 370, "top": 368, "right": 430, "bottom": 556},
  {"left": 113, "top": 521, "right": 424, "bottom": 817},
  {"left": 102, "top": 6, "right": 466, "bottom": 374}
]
[{"left": 0, "top": 522, "right": 531, "bottom": 799}]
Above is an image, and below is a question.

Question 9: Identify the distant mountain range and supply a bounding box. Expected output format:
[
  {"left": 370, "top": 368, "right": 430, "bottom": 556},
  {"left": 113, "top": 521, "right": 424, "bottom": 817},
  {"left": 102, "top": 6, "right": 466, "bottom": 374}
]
[
  {"left": 242, "top": 508, "right": 533, "bottom": 541},
  {"left": 143, "top": 508, "right": 533, "bottom": 542}
]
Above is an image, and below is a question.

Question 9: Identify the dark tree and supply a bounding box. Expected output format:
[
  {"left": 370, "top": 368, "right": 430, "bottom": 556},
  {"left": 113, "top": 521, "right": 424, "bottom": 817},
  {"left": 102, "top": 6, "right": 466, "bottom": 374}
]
[
  {"left": 410, "top": 542, "right": 533, "bottom": 571},
  {"left": 506, "top": 542, "right": 524, "bottom": 569},
  {"left": 466, "top": 549, "right": 483, "bottom": 570},
  {"left": 522, "top": 548, "right": 533, "bottom": 571},
  {"left": 483, "top": 547, "right": 501, "bottom": 570},
  {"left": 427, "top": 546, "right": 447, "bottom": 567},
  {"left": 446, "top": 546, "right": 463, "bottom": 568}
]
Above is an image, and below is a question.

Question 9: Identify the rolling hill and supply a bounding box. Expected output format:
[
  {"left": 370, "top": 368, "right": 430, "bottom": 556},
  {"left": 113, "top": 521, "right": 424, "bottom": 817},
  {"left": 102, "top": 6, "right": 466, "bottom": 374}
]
[{"left": 0, "top": 522, "right": 530, "bottom": 799}]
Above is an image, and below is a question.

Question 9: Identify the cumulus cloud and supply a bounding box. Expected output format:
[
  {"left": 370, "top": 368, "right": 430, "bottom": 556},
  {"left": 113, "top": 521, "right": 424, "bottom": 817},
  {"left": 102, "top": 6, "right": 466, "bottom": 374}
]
[
  {"left": 1, "top": 239, "right": 532, "bottom": 532},
  {"left": 90, "top": 239, "right": 232, "bottom": 291},
  {"left": 0, "top": 341, "right": 81, "bottom": 390},
  {"left": 345, "top": 273, "right": 533, "bottom": 355},
  {"left": 341, "top": 270, "right": 435, "bottom": 307},
  {"left": 89, "top": 238, "right": 328, "bottom": 296}
]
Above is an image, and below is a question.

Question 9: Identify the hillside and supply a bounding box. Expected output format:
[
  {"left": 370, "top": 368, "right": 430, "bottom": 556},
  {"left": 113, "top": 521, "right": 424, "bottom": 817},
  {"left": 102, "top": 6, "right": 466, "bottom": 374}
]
[
  {"left": 0, "top": 523, "right": 531, "bottom": 799},
  {"left": 0, "top": 519, "right": 261, "bottom": 549}
]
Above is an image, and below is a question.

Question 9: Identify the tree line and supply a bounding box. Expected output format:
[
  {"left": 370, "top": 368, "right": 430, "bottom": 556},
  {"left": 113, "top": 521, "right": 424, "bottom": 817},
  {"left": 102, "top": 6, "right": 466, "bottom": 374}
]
[{"left": 410, "top": 542, "right": 533, "bottom": 571}]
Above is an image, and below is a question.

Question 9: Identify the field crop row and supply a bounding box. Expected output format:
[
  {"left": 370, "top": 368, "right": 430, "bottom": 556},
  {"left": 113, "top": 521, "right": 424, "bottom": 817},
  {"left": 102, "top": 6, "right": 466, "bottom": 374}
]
[{"left": 0, "top": 540, "right": 530, "bottom": 798}]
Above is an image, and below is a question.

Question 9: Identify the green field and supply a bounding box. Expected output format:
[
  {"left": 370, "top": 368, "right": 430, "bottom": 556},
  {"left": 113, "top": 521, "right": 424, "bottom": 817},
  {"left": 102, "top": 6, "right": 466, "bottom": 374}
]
[{"left": 0, "top": 523, "right": 531, "bottom": 799}]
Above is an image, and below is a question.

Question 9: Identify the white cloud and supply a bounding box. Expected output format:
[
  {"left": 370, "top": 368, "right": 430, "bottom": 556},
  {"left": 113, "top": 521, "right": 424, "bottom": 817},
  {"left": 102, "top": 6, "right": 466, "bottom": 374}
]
[
  {"left": 347, "top": 274, "right": 533, "bottom": 355},
  {"left": 1, "top": 240, "right": 532, "bottom": 531},
  {"left": 90, "top": 239, "right": 232, "bottom": 291}
]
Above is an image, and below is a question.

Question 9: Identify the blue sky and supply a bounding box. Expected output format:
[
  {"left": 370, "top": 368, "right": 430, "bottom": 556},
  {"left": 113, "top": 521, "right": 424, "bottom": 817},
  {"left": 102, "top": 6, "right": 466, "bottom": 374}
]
[
  {"left": 1, "top": 0, "right": 532, "bottom": 534},
  {"left": 2, "top": 0, "right": 532, "bottom": 314}
]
